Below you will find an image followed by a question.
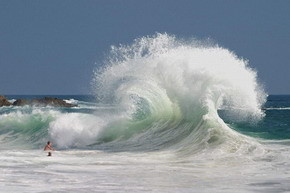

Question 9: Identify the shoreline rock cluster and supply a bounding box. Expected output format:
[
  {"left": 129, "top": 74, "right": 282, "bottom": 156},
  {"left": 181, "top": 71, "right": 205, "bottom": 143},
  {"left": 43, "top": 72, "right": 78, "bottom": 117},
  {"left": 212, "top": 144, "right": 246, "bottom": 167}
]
[{"left": 0, "top": 96, "right": 77, "bottom": 108}]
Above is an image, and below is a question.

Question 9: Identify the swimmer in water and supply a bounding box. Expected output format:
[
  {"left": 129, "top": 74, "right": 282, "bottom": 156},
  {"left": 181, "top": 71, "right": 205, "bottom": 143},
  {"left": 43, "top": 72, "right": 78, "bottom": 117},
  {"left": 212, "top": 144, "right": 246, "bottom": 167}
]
[{"left": 44, "top": 141, "right": 55, "bottom": 156}]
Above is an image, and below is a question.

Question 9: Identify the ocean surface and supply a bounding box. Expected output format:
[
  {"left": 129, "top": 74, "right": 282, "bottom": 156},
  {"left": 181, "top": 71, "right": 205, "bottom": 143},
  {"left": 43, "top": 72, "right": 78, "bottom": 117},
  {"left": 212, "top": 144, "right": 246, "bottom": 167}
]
[{"left": 1, "top": 34, "right": 290, "bottom": 192}]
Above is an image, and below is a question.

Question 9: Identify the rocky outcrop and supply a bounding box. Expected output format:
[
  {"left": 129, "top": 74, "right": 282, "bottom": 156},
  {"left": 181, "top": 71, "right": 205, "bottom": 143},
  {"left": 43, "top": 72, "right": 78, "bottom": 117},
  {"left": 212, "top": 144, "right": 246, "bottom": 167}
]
[
  {"left": 0, "top": 96, "right": 77, "bottom": 107},
  {"left": 31, "top": 97, "right": 77, "bottom": 107},
  {"left": 0, "top": 96, "right": 12, "bottom": 107}
]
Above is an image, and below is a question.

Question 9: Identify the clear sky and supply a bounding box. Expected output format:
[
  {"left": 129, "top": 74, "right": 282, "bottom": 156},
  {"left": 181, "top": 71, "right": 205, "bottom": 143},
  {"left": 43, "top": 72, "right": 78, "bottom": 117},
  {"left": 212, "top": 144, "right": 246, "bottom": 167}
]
[{"left": 0, "top": 0, "right": 289, "bottom": 95}]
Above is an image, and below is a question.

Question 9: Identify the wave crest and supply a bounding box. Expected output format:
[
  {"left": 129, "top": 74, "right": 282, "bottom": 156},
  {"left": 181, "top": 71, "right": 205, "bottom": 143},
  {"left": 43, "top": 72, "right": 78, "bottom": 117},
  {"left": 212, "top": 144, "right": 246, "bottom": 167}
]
[{"left": 90, "top": 33, "right": 266, "bottom": 152}]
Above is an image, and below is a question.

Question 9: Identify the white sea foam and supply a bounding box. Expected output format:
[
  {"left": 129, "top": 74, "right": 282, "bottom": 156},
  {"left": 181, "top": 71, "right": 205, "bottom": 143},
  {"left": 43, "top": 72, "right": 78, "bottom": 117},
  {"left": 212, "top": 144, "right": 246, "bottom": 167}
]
[
  {"left": 64, "top": 98, "right": 79, "bottom": 104},
  {"left": 48, "top": 113, "right": 105, "bottom": 148}
]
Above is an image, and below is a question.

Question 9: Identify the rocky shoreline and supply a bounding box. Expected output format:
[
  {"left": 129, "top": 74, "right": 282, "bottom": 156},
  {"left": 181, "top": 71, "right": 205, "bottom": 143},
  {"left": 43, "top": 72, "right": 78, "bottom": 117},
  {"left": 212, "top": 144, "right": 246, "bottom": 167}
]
[{"left": 0, "top": 96, "right": 77, "bottom": 107}]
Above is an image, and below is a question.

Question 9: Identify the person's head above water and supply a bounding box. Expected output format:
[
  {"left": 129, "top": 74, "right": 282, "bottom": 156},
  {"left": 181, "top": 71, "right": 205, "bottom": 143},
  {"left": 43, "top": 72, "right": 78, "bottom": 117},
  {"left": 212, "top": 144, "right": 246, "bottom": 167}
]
[{"left": 47, "top": 141, "right": 51, "bottom": 145}]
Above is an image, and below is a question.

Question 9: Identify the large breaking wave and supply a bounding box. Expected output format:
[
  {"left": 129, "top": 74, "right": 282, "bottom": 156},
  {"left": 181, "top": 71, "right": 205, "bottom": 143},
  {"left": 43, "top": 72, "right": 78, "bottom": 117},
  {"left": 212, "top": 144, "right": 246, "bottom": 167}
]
[
  {"left": 90, "top": 33, "right": 267, "bottom": 153},
  {"left": 0, "top": 34, "right": 267, "bottom": 155}
]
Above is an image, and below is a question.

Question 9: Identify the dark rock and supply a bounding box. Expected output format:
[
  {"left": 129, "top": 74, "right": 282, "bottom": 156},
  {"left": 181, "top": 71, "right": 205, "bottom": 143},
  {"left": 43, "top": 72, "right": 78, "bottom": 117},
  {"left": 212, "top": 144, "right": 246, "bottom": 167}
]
[
  {"left": 0, "top": 96, "right": 12, "bottom": 107},
  {"left": 9, "top": 97, "right": 77, "bottom": 107},
  {"left": 12, "top": 99, "right": 30, "bottom": 106}
]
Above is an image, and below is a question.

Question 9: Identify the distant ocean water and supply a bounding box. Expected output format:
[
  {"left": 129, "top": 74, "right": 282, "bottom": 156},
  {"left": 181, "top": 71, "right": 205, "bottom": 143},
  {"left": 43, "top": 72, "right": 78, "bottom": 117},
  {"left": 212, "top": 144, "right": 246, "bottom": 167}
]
[
  {"left": 1, "top": 34, "right": 290, "bottom": 192},
  {"left": 225, "top": 95, "right": 290, "bottom": 140}
]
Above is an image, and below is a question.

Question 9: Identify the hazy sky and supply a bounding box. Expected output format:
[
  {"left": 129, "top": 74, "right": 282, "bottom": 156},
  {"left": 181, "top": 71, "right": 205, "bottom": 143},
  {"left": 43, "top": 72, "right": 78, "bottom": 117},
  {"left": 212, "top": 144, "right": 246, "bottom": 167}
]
[{"left": 0, "top": 0, "right": 289, "bottom": 95}]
